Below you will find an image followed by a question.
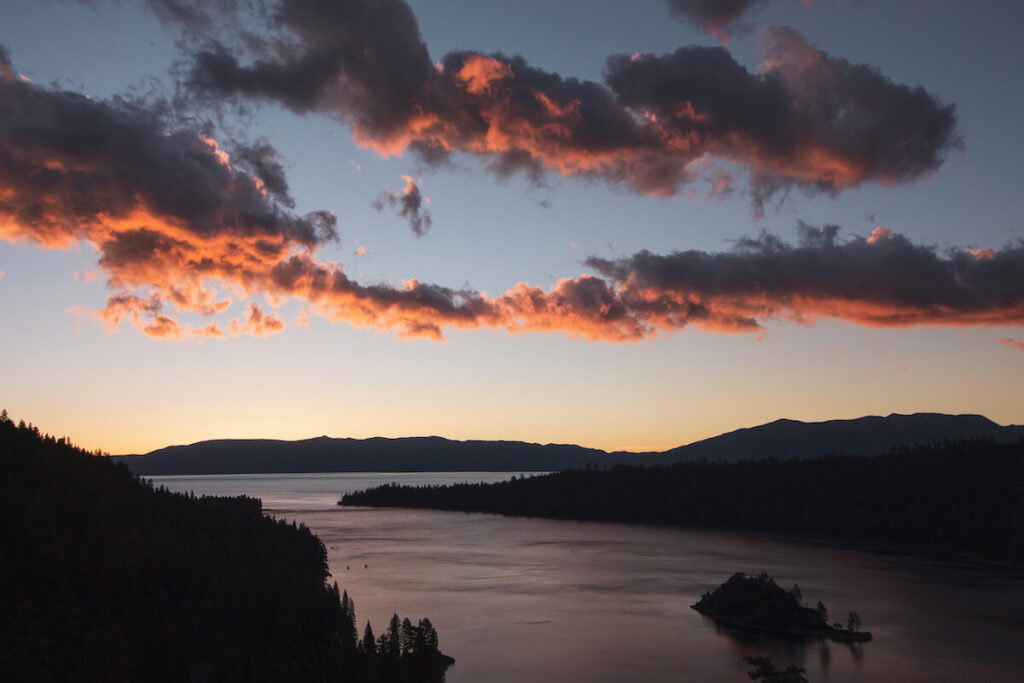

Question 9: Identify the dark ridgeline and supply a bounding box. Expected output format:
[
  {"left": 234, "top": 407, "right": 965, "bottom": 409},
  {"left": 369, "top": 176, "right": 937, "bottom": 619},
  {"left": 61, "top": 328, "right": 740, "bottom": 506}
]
[
  {"left": 341, "top": 438, "right": 1024, "bottom": 566},
  {"left": 112, "top": 435, "right": 606, "bottom": 475},
  {"left": 111, "top": 413, "right": 1024, "bottom": 475},
  {"left": 0, "top": 412, "right": 453, "bottom": 682}
]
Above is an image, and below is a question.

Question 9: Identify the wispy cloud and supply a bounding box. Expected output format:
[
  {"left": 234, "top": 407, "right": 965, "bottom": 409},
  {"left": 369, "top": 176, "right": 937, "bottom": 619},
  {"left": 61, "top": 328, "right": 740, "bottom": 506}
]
[
  {"left": 998, "top": 338, "right": 1024, "bottom": 352},
  {"left": 664, "top": 0, "right": 772, "bottom": 43},
  {"left": 372, "top": 175, "right": 432, "bottom": 237}
]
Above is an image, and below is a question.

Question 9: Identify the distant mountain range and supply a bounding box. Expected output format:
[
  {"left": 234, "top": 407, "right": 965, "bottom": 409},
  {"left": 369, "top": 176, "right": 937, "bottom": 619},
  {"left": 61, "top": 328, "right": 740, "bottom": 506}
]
[{"left": 112, "top": 413, "right": 1024, "bottom": 476}]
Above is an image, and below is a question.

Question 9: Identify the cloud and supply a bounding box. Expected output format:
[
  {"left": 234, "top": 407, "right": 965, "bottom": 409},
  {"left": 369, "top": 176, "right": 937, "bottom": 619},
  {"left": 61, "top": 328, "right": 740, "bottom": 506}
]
[
  {"left": 998, "top": 338, "right": 1024, "bottom": 352},
  {"left": 372, "top": 175, "right": 432, "bottom": 237},
  {"left": 74, "top": 271, "right": 98, "bottom": 283},
  {"left": 229, "top": 303, "right": 285, "bottom": 337},
  {"left": 867, "top": 227, "right": 894, "bottom": 244},
  {"left": 0, "top": 46, "right": 333, "bottom": 340},
  {"left": 2, "top": 47, "right": 1012, "bottom": 344},
  {"left": 179, "top": 0, "right": 959, "bottom": 214},
  {"left": 0, "top": 44, "right": 13, "bottom": 81},
  {"left": 664, "top": 0, "right": 770, "bottom": 43},
  {"left": 585, "top": 223, "right": 1024, "bottom": 333}
]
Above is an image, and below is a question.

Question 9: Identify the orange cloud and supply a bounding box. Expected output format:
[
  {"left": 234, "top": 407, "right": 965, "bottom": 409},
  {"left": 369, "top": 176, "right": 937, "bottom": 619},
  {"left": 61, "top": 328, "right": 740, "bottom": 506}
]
[
  {"left": 456, "top": 55, "right": 513, "bottom": 95},
  {"left": 230, "top": 303, "right": 285, "bottom": 337},
  {"left": 868, "top": 227, "right": 894, "bottom": 244},
  {"left": 998, "top": 338, "right": 1024, "bottom": 352},
  {"left": 2, "top": 60, "right": 1016, "bottom": 346}
]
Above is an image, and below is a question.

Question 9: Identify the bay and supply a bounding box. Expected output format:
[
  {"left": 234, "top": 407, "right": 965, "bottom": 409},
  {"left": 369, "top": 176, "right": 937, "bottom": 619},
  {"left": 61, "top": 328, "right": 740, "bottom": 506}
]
[{"left": 150, "top": 472, "right": 1024, "bottom": 682}]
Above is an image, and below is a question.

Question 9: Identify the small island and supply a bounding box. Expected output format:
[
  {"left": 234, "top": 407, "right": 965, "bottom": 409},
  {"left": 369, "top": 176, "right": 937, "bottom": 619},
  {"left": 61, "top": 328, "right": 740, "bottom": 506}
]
[{"left": 692, "top": 572, "right": 872, "bottom": 643}]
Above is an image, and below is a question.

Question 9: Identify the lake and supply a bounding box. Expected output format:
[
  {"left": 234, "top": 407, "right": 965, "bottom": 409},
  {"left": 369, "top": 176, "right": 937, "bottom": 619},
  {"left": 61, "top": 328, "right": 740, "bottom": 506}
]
[{"left": 150, "top": 472, "right": 1024, "bottom": 682}]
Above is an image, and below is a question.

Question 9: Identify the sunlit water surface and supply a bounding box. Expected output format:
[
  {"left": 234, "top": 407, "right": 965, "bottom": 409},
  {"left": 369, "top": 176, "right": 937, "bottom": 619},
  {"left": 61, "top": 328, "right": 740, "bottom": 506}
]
[{"left": 150, "top": 472, "right": 1024, "bottom": 682}]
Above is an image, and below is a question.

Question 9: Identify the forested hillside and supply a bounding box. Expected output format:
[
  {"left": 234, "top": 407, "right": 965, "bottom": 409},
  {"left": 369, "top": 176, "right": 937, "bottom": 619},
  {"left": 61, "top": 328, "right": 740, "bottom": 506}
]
[
  {"left": 342, "top": 438, "right": 1024, "bottom": 566},
  {"left": 0, "top": 412, "right": 451, "bottom": 682}
]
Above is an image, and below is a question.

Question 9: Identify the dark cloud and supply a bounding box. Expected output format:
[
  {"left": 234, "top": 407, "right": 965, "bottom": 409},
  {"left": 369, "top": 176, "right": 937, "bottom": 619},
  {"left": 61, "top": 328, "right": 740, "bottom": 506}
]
[
  {"left": 229, "top": 139, "right": 294, "bottom": 207},
  {"left": 664, "top": 0, "right": 770, "bottom": 42},
  {"left": 176, "top": 0, "right": 959, "bottom": 213},
  {"left": 0, "top": 57, "right": 334, "bottom": 250},
  {"left": 606, "top": 26, "right": 961, "bottom": 213},
  {"left": 0, "top": 45, "right": 337, "bottom": 337},
  {"left": 0, "top": 45, "right": 498, "bottom": 341},
  {"left": 372, "top": 176, "right": 432, "bottom": 237},
  {"left": 585, "top": 224, "right": 1024, "bottom": 330},
  {"left": 188, "top": 0, "right": 437, "bottom": 141}
]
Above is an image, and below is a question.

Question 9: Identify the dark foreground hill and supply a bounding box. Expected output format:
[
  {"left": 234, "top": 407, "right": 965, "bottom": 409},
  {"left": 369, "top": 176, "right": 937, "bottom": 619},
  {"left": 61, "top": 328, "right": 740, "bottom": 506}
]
[
  {"left": 341, "top": 438, "right": 1024, "bottom": 566},
  {"left": 112, "top": 413, "right": 1024, "bottom": 475},
  {"left": 0, "top": 413, "right": 452, "bottom": 682}
]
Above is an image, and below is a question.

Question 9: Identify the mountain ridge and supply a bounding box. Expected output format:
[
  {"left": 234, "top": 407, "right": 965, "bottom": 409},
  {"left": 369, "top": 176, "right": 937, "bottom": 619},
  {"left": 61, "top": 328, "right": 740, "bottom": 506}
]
[{"left": 110, "top": 412, "right": 1024, "bottom": 475}]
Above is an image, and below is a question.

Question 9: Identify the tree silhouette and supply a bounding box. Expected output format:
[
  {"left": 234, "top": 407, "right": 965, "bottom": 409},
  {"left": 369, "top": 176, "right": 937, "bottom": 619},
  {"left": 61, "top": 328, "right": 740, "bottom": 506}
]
[
  {"left": 848, "top": 611, "right": 862, "bottom": 632},
  {"left": 815, "top": 600, "right": 829, "bottom": 623},
  {"left": 385, "top": 613, "right": 402, "bottom": 660},
  {"left": 401, "top": 617, "right": 416, "bottom": 655},
  {"left": 419, "top": 617, "right": 439, "bottom": 653},
  {"left": 340, "top": 588, "right": 358, "bottom": 651},
  {"left": 361, "top": 621, "right": 376, "bottom": 655}
]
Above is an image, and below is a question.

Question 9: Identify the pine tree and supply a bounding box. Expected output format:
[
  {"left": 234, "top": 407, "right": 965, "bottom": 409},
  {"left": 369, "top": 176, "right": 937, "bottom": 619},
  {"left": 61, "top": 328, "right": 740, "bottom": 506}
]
[
  {"left": 360, "top": 621, "right": 376, "bottom": 655},
  {"left": 386, "top": 613, "right": 402, "bottom": 660},
  {"left": 847, "top": 611, "right": 862, "bottom": 632},
  {"left": 816, "top": 600, "right": 829, "bottom": 623},
  {"left": 401, "top": 617, "right": 415, "bottom": 655},
  {"left": 339, "top": 588, "right": 357, "bottom": 650},
  {"left": 419, "top": 618, "right": 438, "bottom": 653}
]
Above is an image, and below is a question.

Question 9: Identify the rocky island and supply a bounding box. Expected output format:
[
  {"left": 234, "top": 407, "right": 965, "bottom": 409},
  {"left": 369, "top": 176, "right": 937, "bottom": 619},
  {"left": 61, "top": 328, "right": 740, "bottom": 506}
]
[{"left": 692, "top": 572, "right": 872, "bottom": 643}]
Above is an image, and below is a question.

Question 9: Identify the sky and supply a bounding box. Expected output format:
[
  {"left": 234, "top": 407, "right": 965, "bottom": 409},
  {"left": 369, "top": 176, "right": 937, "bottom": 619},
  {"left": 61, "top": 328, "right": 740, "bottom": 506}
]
[{"left": 0, "top": 0, "right": 1022, "bottom": 455}]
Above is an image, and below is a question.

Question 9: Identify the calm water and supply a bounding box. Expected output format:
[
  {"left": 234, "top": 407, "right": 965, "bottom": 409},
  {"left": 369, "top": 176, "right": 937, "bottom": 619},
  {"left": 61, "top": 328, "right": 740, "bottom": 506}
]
[{"left": 150, "top": 473, "right": 1024, "bottom": 682}]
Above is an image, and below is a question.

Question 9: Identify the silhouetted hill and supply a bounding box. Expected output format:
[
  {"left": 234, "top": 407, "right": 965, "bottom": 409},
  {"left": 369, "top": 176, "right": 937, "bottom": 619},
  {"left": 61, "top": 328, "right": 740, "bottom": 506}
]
[
  {"left": 0, "top": 414, "right": 452, "bottom": 681},
  {"left": 111, "top": 413, "right": 1024, "bottom": 475},
  {"left": 655, "top": 412, "right": 1024, "bottom": 464},
  {"left": 113, "top": 436, "right": 608, "bottom": 475}
]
